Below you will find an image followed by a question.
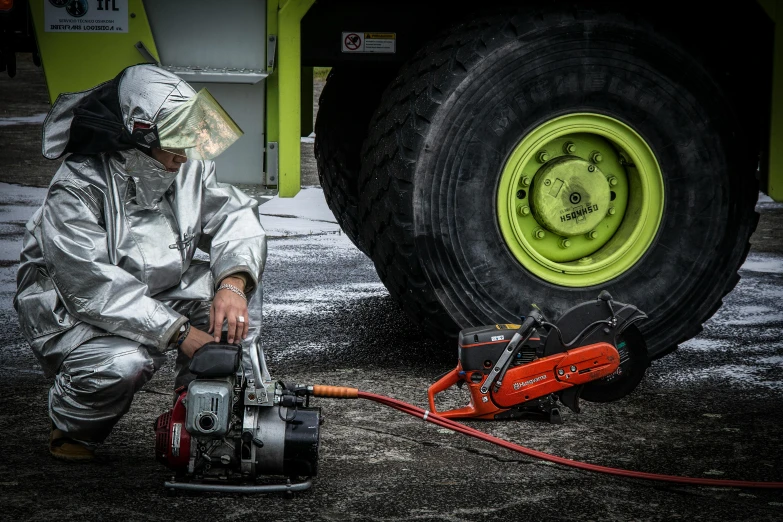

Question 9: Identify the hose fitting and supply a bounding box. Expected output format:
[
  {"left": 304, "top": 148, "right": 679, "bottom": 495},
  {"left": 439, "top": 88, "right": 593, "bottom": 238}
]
[{"left": 311, "top": 385, "right": 359, "bottom": 399}]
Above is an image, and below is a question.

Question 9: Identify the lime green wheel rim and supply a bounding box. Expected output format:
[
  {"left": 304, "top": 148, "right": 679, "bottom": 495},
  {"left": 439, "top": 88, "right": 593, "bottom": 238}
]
[{"left": 497, "top": 113, "right": 664, "bottom": 287}]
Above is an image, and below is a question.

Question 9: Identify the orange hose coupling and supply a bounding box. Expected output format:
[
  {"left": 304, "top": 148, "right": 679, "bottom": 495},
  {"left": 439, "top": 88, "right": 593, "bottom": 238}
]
[{"left": 311, "top": 385, "right": 359, "bottom": 399}]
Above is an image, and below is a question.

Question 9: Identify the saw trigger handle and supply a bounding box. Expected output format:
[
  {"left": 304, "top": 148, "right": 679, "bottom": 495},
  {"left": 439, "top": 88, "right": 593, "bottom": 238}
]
[
  {"left": 427, "top": 367, "right": 494, "bottom": 419},
  {"left": 427, "top": 368, "right": 462, "bottom": 413}
]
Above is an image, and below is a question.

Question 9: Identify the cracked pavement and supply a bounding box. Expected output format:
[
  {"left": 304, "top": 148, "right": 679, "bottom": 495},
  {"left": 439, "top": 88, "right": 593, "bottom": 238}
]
[{"left": 0, "top": 55, "right": 782, "bottom": 522}]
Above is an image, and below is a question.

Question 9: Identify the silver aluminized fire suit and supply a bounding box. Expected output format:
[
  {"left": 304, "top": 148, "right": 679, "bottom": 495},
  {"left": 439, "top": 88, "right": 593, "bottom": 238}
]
[{"left": 13, "top": 65, "right": 267, "bottom": 445}]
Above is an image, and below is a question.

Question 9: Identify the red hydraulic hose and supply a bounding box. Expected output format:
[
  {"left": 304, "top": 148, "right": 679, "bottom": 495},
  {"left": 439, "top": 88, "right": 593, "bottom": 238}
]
[{"left": 347, "top": 390, "right": 783, "bottom": 490}]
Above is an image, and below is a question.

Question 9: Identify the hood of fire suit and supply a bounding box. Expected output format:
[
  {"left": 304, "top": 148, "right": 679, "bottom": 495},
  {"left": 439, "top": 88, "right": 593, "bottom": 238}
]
[{"left": 42, "top": 64, "right": 197, "bottom": 209}]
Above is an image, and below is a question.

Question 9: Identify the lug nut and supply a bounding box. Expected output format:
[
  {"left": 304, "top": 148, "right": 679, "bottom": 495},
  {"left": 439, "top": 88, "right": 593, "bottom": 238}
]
[
  {"left": 544, "top": 179, "right": 552, "bottom": 186},
  {"left": 518, "top": 205, "right": 531, "bottom": 217},
  {"left": 608, "top": 176, "right": 618, "bottom": 186},
  {"left": 537, "top": 151, "right": 550, "bottom": 163},
  {"left": 587, "top": 230, "right": 598, "bottom": 240},
  {"left": 521, "top": 176, "right": 531, "bottom": 187},
  {"left": 563, "top": 142, "right": 576, "bottom": 154},
  {"left": 608, "top": 207, "right": 616, "bottom": 216},
  {"left": 534, "top": 228, "right": 546, "bottom": 240},
  {"left": 560, "top": 238, "right": 571, "bottom": 248},
  {"left": 591, "top": 151, "right": 603, "bottom": 163},
  {"left": 587, "top": 165, "right": 596, "bottom": 172}
]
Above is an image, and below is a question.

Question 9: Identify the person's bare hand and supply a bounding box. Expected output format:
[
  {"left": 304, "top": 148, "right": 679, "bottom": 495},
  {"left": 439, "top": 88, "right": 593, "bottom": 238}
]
[
  {"left": 179, "top": 326, "right": 214, "bottom": 358},
  {"left": 209, "top": 276, "right": 249, "bottom": 344}
]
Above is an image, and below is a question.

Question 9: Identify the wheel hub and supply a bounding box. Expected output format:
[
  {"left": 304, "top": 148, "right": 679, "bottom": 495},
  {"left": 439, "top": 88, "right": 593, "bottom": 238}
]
[
  {"left": 530, "top": 156, "right": 611, "bottom": 237},
  {"left": 497, "top": 113, "right": 665, "bottom": 287}
]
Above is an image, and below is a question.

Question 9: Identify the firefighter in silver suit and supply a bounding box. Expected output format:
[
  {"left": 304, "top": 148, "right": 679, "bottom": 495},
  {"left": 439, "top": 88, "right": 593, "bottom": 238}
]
[{"left": 13, "top": 65, "right": 267, "bottom": 461}]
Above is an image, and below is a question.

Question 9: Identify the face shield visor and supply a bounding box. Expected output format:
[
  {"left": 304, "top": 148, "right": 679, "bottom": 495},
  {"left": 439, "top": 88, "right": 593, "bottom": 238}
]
[{"left": 156, "top": 88, "right": 243, "bottom": 160}]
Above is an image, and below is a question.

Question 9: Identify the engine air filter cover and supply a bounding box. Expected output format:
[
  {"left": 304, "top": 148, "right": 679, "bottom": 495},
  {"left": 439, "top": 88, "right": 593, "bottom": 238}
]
[{"left": 185, "top": 379, "right": 233, "bottom": 437}]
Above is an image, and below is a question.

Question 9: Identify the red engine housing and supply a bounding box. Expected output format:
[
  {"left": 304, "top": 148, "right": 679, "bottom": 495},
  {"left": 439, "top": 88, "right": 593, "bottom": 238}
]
[{"left": 154, "top": 391, "right": 191, "bottom": 470}]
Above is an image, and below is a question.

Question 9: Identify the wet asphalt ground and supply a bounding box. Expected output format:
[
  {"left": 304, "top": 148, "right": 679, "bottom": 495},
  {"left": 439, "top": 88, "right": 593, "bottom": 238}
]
[{"left": 0, "top": 56, "right": 782, "bottom": 521}]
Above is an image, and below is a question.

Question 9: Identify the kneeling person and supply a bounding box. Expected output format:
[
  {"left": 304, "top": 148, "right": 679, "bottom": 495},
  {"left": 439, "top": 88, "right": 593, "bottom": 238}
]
[{"left": 14, "top": 65, "right": 267, "bottom": 461}]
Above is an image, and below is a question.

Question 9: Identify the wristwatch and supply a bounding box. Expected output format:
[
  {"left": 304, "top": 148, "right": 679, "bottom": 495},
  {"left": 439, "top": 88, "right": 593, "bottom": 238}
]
[{"left": 171, "top": 321, "right": 190, "bottom": 347}]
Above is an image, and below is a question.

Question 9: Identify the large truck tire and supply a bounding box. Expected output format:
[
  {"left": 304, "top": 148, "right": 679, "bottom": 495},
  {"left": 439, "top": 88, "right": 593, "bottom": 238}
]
[
  {"left": 315, "top": 67, "right": 395, "bottom": 255},
  {"left": 358, "top": 9, "right": 759, "bottom": 397}
]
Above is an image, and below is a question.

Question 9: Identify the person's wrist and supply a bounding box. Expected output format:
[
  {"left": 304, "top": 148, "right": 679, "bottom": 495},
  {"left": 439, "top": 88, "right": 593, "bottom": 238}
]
[
  {"left": 221, "top": 273, "right": 247, "bottom": 292},
  {"left": 217, "top": 277, "right": 247, "bottom": 301}
]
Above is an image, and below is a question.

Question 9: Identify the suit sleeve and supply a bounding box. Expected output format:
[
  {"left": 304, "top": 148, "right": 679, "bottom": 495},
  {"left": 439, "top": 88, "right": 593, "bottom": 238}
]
[
  {"left": 199, "top": 162, "right": 267, "bottom": 295},
  {"left": 40, "top": 181, "right": 187, "bottom": 351}
]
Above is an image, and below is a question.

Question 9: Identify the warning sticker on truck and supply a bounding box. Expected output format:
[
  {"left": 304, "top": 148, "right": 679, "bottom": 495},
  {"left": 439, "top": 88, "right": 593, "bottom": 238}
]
[{"left": 341, "top": 32, "right": 396, "bottom": 53}]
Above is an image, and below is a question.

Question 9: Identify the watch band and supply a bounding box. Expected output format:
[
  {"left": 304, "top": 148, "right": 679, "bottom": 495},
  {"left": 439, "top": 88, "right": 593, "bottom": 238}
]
[{"left": 175, "top": 322, "right": 191, "bottom": 348}]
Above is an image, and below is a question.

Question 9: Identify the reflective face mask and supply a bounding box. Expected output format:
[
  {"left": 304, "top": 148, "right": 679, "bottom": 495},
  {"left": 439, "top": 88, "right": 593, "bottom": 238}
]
[{"left": 156, "top": 88, "right": 243, "bottom": 160}]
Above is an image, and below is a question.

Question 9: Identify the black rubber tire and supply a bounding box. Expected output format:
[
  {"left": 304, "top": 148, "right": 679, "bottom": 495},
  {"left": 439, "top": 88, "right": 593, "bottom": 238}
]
[
  {"left": 314, "top": 67, "right": 396, "bottom": 255},
  {"left": 359, "top": 9, "right": 759, "bottom": 363}
]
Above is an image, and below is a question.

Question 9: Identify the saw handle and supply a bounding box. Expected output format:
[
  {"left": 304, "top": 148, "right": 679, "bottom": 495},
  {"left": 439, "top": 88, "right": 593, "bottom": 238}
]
[
  {"left": 427, "top": 368, "right": 462, "bottom": 413},
  {"left": 427, "top": 367, "right": 498, "bottom": 419},
  {"left": 517, "top": 309, "right": 544, "bottom": 336}
]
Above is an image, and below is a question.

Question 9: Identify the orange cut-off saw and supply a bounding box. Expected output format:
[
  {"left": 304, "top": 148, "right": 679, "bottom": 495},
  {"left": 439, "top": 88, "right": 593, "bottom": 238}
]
[{"left": 428, "top": 292, "right": 648, "bottom": 423}]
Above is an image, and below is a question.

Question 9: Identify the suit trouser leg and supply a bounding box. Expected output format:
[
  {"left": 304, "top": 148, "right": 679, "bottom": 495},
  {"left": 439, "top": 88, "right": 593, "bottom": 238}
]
[
  {"left": 49, "top": 336, "right": 166, "bottom": 445},
  {"left": 48, "top": 300, "right": 210, "bottom": 444}
]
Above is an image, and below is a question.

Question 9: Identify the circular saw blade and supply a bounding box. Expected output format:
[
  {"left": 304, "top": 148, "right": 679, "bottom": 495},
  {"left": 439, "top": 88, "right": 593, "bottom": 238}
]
[{"left": 580, "top": 324, "right": 649, "bottom": 402}]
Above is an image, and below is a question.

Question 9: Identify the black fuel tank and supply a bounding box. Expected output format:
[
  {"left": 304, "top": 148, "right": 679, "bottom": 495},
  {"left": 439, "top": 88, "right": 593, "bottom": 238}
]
[{"left": 458, "top": 325, "right": 520, "bottom": 371}]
